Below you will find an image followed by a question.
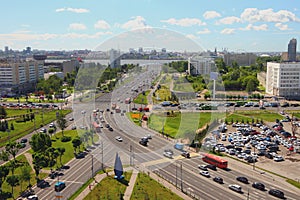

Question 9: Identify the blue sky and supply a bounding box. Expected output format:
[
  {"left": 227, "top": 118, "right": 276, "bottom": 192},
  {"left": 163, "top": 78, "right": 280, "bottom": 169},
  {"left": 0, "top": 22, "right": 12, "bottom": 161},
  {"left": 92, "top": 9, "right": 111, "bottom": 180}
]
[{"left": 1, "top": 0, "right": 300, "bottom": 52}]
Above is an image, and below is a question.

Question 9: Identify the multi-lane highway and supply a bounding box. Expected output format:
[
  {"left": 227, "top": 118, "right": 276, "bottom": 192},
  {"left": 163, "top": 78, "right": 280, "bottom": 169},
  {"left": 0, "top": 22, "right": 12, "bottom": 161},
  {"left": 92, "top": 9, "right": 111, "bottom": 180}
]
[{"left": 33, "top": 64, "right": 300, "bottom": 200}]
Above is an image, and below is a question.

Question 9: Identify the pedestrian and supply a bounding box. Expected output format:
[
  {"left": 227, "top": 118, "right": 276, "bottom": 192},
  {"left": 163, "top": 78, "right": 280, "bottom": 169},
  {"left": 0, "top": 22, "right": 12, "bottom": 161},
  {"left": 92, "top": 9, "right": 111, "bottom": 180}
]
[{"left": 89, "top": 184, "right": 91, "bottom": 190}]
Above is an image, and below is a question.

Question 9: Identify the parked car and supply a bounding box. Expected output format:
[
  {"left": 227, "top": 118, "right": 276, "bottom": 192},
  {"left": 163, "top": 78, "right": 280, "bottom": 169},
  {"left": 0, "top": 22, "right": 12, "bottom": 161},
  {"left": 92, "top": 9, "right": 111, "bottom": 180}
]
[
  {"left": 229, "top": 184, "right": 242, "bottom": 193},
  {"left": 252, "top": 182, "right": 265, "bottom": 191},
  {"left": 274, "top": 155, "right": 284, "bottom": 162},
  {"left": 200, "top": 171, "right": 210, "bottom": 177},
  {"left": 213, "top": 176, "right": 223, "bottom": 184},
  {"left": 236, "top": 176, "right": 249, "bottom": 184},
  {"left": 268, "top": 189, "right": 284, "bottom": 199}
]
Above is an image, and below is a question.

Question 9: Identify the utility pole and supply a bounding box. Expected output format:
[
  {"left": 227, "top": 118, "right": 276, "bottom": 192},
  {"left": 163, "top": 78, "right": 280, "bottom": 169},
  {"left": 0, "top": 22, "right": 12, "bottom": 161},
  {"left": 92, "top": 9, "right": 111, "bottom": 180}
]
[
  {"left": 175, "top": 163, "right": 178, "bottom": 189},
  {"left": 91, "top": 153, "right": 94, "bottom": 178},
  {"left": 101, "top": 140, "right": 104, "bottom": 170},
  {"left": 180, "top": 162, "right": 183, "bottom": 192}
]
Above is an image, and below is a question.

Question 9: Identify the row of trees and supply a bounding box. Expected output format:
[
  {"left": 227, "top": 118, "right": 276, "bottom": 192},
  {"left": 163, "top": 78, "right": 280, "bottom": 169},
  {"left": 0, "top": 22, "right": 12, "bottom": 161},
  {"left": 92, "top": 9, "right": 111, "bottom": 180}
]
[{"left": 0, "top": 141, "right": 30, "bottom": 198}]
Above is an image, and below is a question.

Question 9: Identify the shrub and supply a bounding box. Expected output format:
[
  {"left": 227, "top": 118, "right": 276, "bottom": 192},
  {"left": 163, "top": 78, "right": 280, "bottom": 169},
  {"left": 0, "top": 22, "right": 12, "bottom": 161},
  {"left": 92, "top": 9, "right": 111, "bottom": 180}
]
[
  {"left": 48, "top": 128, "right": 54, "bottom": 134},
  {"left": 61, "top": 136, "right": 71, "bottom": 142}
]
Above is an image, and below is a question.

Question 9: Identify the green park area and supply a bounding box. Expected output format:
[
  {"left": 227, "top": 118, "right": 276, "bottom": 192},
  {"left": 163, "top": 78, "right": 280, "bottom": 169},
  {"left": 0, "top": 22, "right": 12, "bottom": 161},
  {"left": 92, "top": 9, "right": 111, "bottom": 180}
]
[
  {"left": 130, "top": 173, "right": 183, "bottom": 200},
  {"left": 152, "top": 85, "right": 172, "bottom": 104},
  {"left": 0, "top": 109, "right": 71, "bottom": 147},
  {"left": 133, "top": 90, "right": 150, "bottom": 105},
  {"left": 148, "top": 110, "right": 285, "bottom": 140},
  {"left": 1, "top": 154, "right": 47, "bottom": 199},
  {"left": 83, "top": 171, "right": 132, "bottom": 200}
]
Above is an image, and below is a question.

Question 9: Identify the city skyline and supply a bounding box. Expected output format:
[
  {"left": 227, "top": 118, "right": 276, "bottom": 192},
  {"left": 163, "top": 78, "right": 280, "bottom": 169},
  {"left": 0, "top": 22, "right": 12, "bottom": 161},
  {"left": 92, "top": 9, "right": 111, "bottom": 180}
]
[{"left": 1, "top": 0, "right": 300, "bottom": 52}]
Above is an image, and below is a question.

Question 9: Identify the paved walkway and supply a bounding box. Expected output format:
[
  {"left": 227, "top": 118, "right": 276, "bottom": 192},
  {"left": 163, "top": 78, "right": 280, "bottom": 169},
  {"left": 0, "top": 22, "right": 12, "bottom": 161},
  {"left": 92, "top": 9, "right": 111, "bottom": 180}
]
[{"left": 24, "top": 152, "right": 51, "bottom": 174}]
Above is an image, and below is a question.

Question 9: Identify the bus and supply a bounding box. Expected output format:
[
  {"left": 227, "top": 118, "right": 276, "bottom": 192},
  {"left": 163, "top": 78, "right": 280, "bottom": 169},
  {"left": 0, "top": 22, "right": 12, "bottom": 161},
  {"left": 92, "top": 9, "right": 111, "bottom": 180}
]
[
  {"left": 125, "top": 98, "right": 131, "bottom": 104},
  {"left": 201, "top": 153, "right": 228, "bottom": 169}
]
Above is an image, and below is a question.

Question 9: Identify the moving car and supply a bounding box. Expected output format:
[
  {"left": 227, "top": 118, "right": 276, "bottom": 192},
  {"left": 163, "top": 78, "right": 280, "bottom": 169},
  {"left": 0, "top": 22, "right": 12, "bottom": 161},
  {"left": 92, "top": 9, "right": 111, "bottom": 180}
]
[
  {"left": 163, "top": 150, "right": 173, "bottom": 158},
  {"left": 229, "top": 184, "right": 242, "bottom": 193},
  {"left": 27, "top": 195, "right": 38, "bottom": 200},
  {"left": 37, "top": 180, "right": 50, "bottom": 188},
  {"left": 54, "top": 181, "right": 66, "bottom": 192},
  {"left": 268, "top": 189, "right": 284, "bottom": 199},
  {"left": 181, "top": 151, "right": 190, "bottom": 158},
  {"left": 213, "top": 176, "right": 223, "bottom": 184},
  {"left": 200, "top": 171, "right": 210, "bottom": 177},
  {"left": 274, "top": 155, "right": 284, "bottom": 162},
  {"left": 252, "top": 182, "right": 265, "bottom": 191},
  {"left": 206, "top": 164, "right": 217, "bottom": 171},
  {"left": 236, "top": 176, "right": 249, "bottom": 184},
  {"left": 198, "top": 165, "right": 208, "bottom": 171},
  {"left": 115, "top": 136, "right": 123, "bottom": 142}
]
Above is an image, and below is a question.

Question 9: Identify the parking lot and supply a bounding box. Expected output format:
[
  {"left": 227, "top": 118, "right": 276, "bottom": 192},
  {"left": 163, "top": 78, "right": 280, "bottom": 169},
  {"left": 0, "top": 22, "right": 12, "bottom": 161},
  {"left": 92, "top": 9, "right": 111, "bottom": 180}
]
[{"left": 203, "top": 121, "right": 300, "bottom": 181}]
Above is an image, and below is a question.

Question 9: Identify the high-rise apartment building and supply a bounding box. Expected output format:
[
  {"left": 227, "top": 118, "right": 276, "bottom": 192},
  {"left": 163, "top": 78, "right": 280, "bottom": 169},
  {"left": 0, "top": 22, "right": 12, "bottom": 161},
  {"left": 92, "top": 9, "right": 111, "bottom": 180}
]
[
  {"left": 109, "top": 49, "right": 121, "bottom": 68},
  {"left": 288, "top": 38, "right": 297, "bottom": 62},
  {"left": 0, "top": 61, "right": 44, "bottom": 96}
]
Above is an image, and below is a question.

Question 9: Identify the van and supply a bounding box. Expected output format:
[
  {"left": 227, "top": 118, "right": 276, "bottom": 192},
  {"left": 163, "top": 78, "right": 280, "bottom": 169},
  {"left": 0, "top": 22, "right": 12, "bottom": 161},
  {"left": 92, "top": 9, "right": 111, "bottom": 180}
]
[{"left": 54, "top": 181, "right": 66, "bottom": 192}]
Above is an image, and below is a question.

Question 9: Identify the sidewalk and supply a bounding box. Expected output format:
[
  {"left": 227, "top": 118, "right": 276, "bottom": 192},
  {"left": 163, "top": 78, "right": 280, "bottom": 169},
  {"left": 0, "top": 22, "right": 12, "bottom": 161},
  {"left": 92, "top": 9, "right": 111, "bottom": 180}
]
[{"left": 123, "top": 168, "right": 139, "bottom": 200}]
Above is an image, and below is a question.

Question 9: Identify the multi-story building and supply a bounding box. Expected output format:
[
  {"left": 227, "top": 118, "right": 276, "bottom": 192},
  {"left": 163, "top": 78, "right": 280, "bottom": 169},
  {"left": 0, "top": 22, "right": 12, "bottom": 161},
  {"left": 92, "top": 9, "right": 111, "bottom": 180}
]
[
  {"left": 109, "top": 49, "right": 121, "bottom": 68},
  {"left": 188, "top": 55, "right": 216, "bottom": 76},
  {"left": 266, "top": 62, "right": 300, "bottom": 99},
  {"left": 0, "top": 60, "right": 44, "bottom": 96},
  {"left": 288, "top": 38, "right": 297, "bottom": 62}
]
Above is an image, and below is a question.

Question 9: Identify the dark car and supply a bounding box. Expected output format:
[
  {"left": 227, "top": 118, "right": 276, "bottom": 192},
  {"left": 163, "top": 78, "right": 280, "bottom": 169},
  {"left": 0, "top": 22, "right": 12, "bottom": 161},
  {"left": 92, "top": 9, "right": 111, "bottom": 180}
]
[
  {"left": 252, "top": 182, "right": 265, "bottom": 191},
  {"left": 213, "top": 176, "right": 223, "bottom": 184},
  {"left": 37, "top": 180, "right": 50, "bottom": 188},
  {"left": 206, "top": 164, "right": 217, "bottom": 171},
  {"left": 20, "top": 138, "right": 28, "bottom": 143},
  {"left": 181, "top": 151, "right": 190, "bottom": 158},
  {"left": 269, "top": 189, "right": 284, "bottom": 199},
  {"left": 108, "top": 127, "right": 114, "bottom": 131},
  {"left": 75, "top": 152, "right": 86, "bottom": 159},
  {"left": 236, "top": 176, "right": 249, "bottom": 184}
]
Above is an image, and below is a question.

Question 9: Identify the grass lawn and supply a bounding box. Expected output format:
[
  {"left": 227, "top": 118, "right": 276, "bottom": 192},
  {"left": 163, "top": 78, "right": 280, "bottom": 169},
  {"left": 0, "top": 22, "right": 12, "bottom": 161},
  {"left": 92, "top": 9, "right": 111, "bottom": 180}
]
[
  {"left": 152, "top": 85, "right": 172, "bottom": 104},
  {"left": 133, "top": 90, "right": 150, "bottom": 105},
  {"left": 50, "top": 130, "right": 79, "bottom": 168},
  {"left": 6, "top": 109, "right": 37, "bottom": 118},
  {"left": 83, "top": 171, "right": 132, "bottom": 200},
  {"left": 1, "top": 155, "right": 47, "bottom": 200},
  {"left": 131, "top": 172, "right": 183, "bottom": 200},
  {"left": 230, "top": 110, "right": 284, "bottom": 122},
  {"left": 0, "top": 109, "right": 71, "bottom": 147},
  {"left": 148, "top": 112, "right": 224, "bottom": 138}
]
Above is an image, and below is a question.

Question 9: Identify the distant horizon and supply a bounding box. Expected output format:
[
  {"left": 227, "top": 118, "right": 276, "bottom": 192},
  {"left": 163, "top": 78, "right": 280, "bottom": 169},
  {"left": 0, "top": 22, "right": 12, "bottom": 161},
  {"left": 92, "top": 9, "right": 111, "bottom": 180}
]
[{"left": 1, "top": 1, "right": 300, "bottom": 52}]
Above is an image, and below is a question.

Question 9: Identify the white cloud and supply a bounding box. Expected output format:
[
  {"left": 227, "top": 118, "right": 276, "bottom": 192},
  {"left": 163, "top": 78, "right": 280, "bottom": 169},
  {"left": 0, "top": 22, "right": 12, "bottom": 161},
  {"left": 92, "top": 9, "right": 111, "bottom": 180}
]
[
  {"left": 94, "top": 20, "right": 110, "bottom": 29},
  {"left": 185, "top": 34, "right": 198, "bottom": 40},
  {"left": 220, "top": 28, "right": 235, "bottom": 34},
  {"left": 0, "top": 32, "right": 112, "bottom": 41},
  {"left": 217, "top": 16, "right": 241, "bottom": 24},
  {"left": 121, "top": 16, "right": 149, "bottom": 30},
  {"left": 240, "top": 24, "right": 268, "bottom": 31},
  {"left": 69, "top": 23, "right": 87, "bottom": 30},
  {"left": 203, "top": 11, "right": 221, "bottom": 19},
  {"left": 197, "top": 28, "right": 211, "bottom": 34},
  {"left": 275, "top": 23, "right": 290, "bottom": 30},
  {"left": 161, "top": 18, "right": 206, "bottom": 26},
  {"left": 55, "top": 8, "right": 90, "bottom": 13},
  {"left": 241, "top": 8, "right": 300, "bottom": 23}
]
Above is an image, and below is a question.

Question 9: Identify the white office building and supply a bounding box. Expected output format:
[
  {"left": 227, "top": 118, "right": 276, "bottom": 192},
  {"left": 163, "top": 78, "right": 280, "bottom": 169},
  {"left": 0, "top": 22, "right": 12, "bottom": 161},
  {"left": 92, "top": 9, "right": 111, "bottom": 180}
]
[
  {"left": 188, "top": 56, "right": 216, "bottom": 75},
  {"left": 266, "top": 62, "right": 300, "bottom": 99}
]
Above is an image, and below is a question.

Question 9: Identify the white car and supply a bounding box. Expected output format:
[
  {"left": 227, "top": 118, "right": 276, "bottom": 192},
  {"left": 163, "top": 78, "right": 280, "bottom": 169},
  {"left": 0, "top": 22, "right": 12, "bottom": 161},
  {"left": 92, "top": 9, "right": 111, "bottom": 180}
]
[
  {"left": 229, "top": 184, "right": 242, "bottom": 193},
  {"left": 200, "top": 170, "right": 210, "bottom": 177},
  {"left": 163, "top": 150, "right": 173, "bottom": 158},
  {"left": 274, "top": 155, "right": 284, "bottom": 162},
  {"left": 115, "top": 136, "right": 123, "bottom": 142}
]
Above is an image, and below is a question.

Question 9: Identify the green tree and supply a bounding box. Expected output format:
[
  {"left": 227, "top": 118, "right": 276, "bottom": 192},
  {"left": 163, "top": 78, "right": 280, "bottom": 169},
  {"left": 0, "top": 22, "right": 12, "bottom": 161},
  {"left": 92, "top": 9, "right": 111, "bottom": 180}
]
[
  {"left": 30, "top": 133, "right": 52, "bottom": 153},
  {"left": 56, "top": 114, "right": 67, "bottom": 137},
  {"left": 57, "top": 147, "right": 65, "bottom": 167},
  {"left": 32, "top": 153, "right": 47, "bottom": 180},
  {"left": 6, "top": 175, "right": 19, "bottom": 196},
  {"left": 0, "top": 106, "right": 7, "bottom": 119},
  {"left": 19, "top": 165, "right": 31, "bottom": 192},
  {"left": 72, "top": 137, "right": 82, "bottom": 154},
  {"left": 5, "top": 142, "right": 21, "bottom": 163},
  {"left": 0, "top": 165, "right": 9, "bottom": 194}
]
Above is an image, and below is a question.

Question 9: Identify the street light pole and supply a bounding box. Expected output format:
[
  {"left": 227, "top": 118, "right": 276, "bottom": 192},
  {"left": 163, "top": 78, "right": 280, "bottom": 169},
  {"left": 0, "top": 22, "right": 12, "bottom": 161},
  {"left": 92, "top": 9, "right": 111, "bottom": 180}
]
[
  {"left": 91, "top": 153, "right": 94, "bottom": 178},
  {"left": 180, "top": 162, "right": 183, "bottom": 192}
]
